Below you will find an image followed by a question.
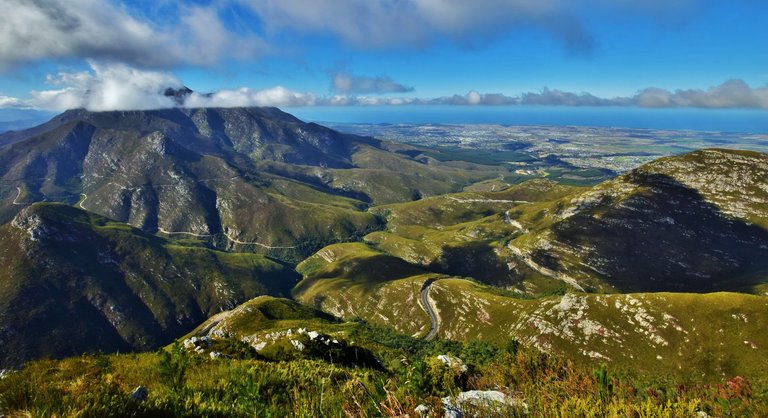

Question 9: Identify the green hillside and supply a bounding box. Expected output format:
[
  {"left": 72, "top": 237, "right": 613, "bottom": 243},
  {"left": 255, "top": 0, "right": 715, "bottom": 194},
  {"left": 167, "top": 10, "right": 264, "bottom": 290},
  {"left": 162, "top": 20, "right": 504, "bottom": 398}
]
[
  {"left": 300, "top": 149, "right": 768, "bottom": 295},
  {"left": 1, "top": 295, "right": 764, "bottom": 417},
  {"left": 0, "top": 203, "right": 298, "bottom": 368},
  {"left": 295, "top": 257, "right": 768, "bottom": 381},
  {"left": 292, "top": 149, "right": 768, "bottom": 383}
]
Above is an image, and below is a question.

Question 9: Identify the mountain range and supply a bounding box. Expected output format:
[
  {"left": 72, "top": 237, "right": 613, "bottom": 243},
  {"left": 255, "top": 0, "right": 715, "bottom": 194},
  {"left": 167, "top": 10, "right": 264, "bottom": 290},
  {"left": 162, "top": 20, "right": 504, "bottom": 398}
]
[{"left": 1, "top": 107, "right": 767, "bottom": 376}]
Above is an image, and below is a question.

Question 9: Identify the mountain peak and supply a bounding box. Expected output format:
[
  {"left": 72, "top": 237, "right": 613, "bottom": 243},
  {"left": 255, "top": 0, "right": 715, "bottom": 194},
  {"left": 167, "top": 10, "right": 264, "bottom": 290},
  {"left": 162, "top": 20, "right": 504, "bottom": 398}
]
[{"left": 164, "top": 86, "right": 194, "bottom": 105}]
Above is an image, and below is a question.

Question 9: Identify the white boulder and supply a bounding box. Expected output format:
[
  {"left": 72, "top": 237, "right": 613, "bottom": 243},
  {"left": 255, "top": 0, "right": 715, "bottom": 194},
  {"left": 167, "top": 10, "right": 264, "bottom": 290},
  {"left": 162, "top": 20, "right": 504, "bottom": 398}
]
[
  {"left": 441, "top": 390, "right": 528, "bottom": 417},
  {"left": 291, "top": 339, "right": 305, "bottom": 351},
  {"left": 436, "top": 354, "right": 468, "bottom": 372}
]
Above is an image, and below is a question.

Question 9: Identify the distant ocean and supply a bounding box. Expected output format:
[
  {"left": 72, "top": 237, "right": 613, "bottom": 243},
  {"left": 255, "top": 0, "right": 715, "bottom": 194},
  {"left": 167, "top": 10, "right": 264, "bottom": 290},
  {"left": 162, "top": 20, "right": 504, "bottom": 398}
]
[{"left": 290, "top": 106, "right": 768, "bottom": 134}]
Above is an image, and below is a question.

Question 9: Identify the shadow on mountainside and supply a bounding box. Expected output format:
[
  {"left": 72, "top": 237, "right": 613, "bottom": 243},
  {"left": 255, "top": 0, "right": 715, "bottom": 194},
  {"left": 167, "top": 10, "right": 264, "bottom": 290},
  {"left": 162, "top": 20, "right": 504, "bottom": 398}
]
[
  {"left": 429, "top": 241, "right": 513, "bottom": 287},
  {"left": 545, "top": 172, "right": 768, "bottom": 293}
]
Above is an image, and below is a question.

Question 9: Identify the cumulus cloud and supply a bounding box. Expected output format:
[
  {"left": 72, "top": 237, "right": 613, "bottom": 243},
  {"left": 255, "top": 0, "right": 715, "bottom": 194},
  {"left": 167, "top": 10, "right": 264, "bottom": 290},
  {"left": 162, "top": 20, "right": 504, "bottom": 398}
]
[
  {"left": 632, "top": 80, "right": 768, "bottom": 109},
  {"left": 322, "top": 81, "right": 768, "bottom": 109},
  {"left": 427, "top": 91, "right": 519, "bottom": 106},
  {"left": 0, "top": 0, "right": 709, "bottom": 74},
  {"left": 185, "top": 87, "right": 317, "bottom": 108},
  {"left": 28, "top": 61, "right": 183, "bottom": 111},
  {"left": 322, "top": 95, "right": 417, "bottom": 106},
  {"left": 521, "top": 88, "right": 626, "bottom": 106},
  {"left": 0, "top": 0, "right": 266, "bottom": 71},
  {"left": 0, "top": 95, "right": 27, "bottom": 109},
  {"left": 512, "top": 81, "right": 768, "bottom": 108},
  {"left": 241, "top": 0, "right": 595, "bottom": 54},
  {"left": 331, "top": 72, "right": 413, "bottom": 94}
]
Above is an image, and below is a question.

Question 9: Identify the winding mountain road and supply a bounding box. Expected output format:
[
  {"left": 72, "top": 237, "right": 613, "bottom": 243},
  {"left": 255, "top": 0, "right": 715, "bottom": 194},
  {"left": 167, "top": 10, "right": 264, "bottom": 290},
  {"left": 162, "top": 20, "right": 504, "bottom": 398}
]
[
  {"left": 12, "top": 187, "right": 24, "bottom": 205},
  {"left": 78, "top": 193, "right": 88, "bottom": 210},
  {"left": 154, "top": 227, "right": 298, "bottom": 250},
  {"left": 157, "top": 227, "right": 213, "bottom": 238},
  {"left": 420, "top": 278, "right": 440, "bottom": 340},
  {"left": 222, "top": 232, "right": 298, "bottom": 249},
  {"left": 447, "top": 196, "right": 529, "bottom": 204}
]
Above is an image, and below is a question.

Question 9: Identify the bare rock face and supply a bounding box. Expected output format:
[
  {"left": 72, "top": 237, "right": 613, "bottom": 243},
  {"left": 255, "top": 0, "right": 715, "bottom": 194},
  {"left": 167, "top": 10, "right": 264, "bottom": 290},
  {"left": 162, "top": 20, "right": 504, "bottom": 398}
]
[
  {"left": 11, "top": 206, "right": 78, "bottom": 243},
  {"left": 11, "top": 209, "right": 47, "bottom": 242}
]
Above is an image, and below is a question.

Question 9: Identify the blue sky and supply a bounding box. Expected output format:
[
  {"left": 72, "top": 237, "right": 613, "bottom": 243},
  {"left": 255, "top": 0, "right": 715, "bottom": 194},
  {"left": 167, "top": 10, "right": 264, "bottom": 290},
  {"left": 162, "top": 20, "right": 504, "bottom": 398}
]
[{"left": 0, "top": 0, "right": 766, "bottom": 111}]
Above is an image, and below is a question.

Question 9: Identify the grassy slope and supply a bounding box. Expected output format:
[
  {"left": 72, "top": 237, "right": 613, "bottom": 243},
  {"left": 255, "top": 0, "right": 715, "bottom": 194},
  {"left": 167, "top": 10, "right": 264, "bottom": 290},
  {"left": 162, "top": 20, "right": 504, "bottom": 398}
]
[
  {"left": 5, "top": 290, "right": 763, "bottom": 417},
  {"left": 291, "top": 149, "right": 768, "bottom": 383},
  {"left": 428, "top": 280, "right": 768, "bottom": 377},
  {"left": 295, "top": 269, "right": 768, "bottom": 383},
  {"left": 186, "top": 296, "right": 341, "bottom": 339},
  {"left": 293, "top": 243, "right": 433, "bottom": 336},
  {"left": 336, "top": 150, "right": 768, "bottom": 295},
  {"left": 362, "top": 179, "right": 582, "bottom": 290}
]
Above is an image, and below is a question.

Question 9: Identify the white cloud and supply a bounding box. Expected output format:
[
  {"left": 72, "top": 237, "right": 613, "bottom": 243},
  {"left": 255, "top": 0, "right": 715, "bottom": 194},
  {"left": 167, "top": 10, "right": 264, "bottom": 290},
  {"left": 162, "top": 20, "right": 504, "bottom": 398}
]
[
  {"left": 331, "top": 72, "right": 413, "bottom": 94},
  {"left": 466, "top": 91, "right": 482, "bottom": 105},
  {"left": 428, "top": 91, "right": 519, "bottom": 105},
  {"left": 337, "top": 81, "right": 768, "bottom": 109},
  {"left": 185, "top": 87, "right": 317, "bottom": 108},
  {"left": 322, "top": 95, "right": 417, "bottom": 106},
  {"left": 28, "top": 61, "right": 182, "bottom": 111},
  {"left": 0, "top": 0, "right": 710, "bottom": 74},
  {"left": 633, "top": 80, "right": 768, "bottom": 109},
  {"left": 521, "top": 88, "right": 624, "bottom": 106},
  {"left": 0, "top": 0, "right": 266, "bottom": 71},
  {"left": 0, "top": 95, "right": 27, "bottom": 109}
]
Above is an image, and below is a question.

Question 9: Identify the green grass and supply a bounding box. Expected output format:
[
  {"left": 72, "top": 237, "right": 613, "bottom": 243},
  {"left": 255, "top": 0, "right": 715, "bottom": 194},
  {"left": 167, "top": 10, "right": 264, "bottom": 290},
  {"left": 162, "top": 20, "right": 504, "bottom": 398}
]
[
  {"left": 1, "top": 325, "right": 764, "bottom": 417},
  {"left": 295, "top": 272, "right": 768, "bottom": 385},
  {"left": 186, "top": 296, "right": 339, "bottom": 338}
]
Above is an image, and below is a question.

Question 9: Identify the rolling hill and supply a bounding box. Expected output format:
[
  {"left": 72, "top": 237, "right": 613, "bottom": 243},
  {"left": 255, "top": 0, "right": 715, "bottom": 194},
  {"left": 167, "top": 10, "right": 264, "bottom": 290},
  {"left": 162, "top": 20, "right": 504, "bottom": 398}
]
[
  {"left": 293, "top": 148, "right": 768, "bottom": 378},
  {"left": 301, "top": 149, "right": 768, "bottom": 295}
]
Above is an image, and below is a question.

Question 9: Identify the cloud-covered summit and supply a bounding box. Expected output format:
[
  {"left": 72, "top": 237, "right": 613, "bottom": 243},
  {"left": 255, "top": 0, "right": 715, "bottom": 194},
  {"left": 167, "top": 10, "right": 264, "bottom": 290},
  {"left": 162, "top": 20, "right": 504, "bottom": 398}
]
[{"left": 7, "top": 62, "right": 316, "bottom": 111}]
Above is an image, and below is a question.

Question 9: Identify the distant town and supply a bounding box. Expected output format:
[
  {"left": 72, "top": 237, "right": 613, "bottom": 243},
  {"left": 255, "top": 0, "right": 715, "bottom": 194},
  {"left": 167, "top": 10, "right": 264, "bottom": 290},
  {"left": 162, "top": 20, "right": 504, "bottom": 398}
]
[{"left": 330, "top": 123, "right": 768, "bottom": 175}]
